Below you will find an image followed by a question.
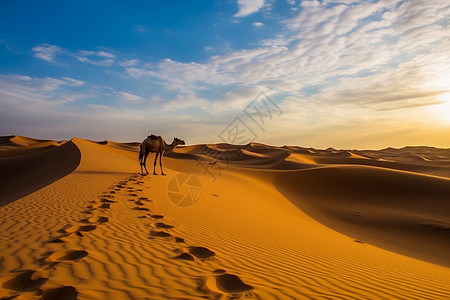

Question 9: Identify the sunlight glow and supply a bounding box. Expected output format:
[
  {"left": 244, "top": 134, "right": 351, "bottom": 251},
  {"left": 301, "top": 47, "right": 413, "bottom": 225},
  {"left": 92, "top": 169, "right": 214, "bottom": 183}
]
[{"left": 433, "top": 93, "right": 450, "bottom": 124}]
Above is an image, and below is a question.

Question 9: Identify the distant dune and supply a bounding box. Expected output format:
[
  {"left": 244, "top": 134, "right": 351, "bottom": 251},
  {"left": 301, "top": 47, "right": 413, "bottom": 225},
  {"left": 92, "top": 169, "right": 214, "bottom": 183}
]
[{"left": 0, "top": 136, "right": 449, "bottom": 299}]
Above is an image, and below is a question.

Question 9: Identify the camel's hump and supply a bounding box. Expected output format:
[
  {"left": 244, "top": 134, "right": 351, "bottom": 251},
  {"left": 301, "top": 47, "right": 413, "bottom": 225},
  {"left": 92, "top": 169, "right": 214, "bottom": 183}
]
[{"left": 148, "top": 134, "right": 161, "bottom": 140}]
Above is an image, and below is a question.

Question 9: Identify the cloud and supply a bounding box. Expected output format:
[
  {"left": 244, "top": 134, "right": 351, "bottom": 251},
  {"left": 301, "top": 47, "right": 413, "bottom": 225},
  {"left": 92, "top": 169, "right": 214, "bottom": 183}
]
[
  {"left": 234, "top": 0, "right": 266, "bottom": 17},
  {"left": 40, "top": 78, "right": 67, "bottom": 91},
  {"left": 31, "top": 43, "right": 117, "bottom": 67},
  {"left": 62, "top": 77, "right": 84, "bottom": 87},
  {"left": 117, "top": 91, "right": 141, "bottom": 101},
  {"left": 122, "top": 0, "right": 449, "bottom": 121},
  {"left": 0, "top": 74, "right": 91, "bottom": 120},
  {"left": 253, "top": 22, "right": 264, "bottom": 27},
  {"left": 32, "top": 43, "right": 63, "bottom": 62},
  {"left": 74, "top": 50, "right": 116, "bottom": 67},
  {"left": 162, "top": 93, "right": 210, "bottom": 111},
  {"left": 0, "top": 39, "right": 21, "bottom": 54},
  {"left": 119, "top": 59, "right": 140, "bottom": 67},
  {"left": 78, "top": 50, "right": 115, "bottom": 59}
]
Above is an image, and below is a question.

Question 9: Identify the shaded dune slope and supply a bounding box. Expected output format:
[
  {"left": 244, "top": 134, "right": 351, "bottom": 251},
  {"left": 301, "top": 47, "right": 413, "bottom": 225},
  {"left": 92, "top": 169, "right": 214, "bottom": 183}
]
[
  {"left": 272, "top": 166, "right": 450, "bottom": 267},
  {"left": 0, "top": 136, "right": 81, "bottom": 206}
]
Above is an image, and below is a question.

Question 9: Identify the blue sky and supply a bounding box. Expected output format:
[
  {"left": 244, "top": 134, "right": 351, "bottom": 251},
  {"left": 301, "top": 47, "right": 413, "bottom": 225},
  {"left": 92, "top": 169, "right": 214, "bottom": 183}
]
[{"left": 1, "top": 0, "right": 449, "bottom": 148}]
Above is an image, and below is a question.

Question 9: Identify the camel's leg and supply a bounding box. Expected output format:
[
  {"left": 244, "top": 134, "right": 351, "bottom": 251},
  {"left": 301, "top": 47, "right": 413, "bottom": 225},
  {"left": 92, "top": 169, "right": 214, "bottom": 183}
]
[
  {"left": 142, "top": 152, "right": 149, "bottom": 174},
  {"left": 153, "top": 152, "right": 159, "bottom": 175},
  {"left": 144, "top": 152, "right": 148, "bottom": 174},
  {"left": 160, "top": 152, "right": 165, "bottom": 176}
]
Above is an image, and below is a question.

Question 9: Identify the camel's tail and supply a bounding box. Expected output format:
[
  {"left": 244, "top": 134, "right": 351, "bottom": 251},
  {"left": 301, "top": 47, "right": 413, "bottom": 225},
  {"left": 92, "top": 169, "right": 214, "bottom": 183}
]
[{"left": 139, "top": 143, "right": 145, "bottom": 162}]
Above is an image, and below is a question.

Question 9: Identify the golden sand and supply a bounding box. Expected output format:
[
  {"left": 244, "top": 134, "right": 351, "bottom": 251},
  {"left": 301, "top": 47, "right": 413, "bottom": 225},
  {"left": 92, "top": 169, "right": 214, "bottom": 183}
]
[{"left": 0, "top": 135, "right": 449, "bottom": 299}]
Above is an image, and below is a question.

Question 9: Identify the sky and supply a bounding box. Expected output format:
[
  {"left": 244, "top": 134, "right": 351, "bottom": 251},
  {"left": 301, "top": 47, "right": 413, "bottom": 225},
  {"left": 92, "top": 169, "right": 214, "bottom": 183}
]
[{"left": 0, "top": 0, "right": 449, "bottom": 149}]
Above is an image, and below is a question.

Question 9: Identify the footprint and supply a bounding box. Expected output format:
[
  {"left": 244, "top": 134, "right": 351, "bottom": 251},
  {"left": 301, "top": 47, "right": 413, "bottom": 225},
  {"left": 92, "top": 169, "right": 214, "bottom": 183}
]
[
  {"left": 206, "top": 273, "right": 253, "bottom": 294},
  {"left": 88, "top": 216, "right": 108, "bottom": 224},
  {"left": 49, "top": 250, "right": 88, "bottom": 261},
  {"left": 57, "top": 225, "right": 72, "bottom": 234},
  {"left": 174, "top": 252, "right": 195, "bottom": 261},
  {"left": 77, "top": 225, "right": 97, "bottom": 232},
  {"left": 188, "top": 247, "right": 215, "bottom": 259},
  {"left": 151, "top": 214, "right": 164, "bottom": 219},
  {"left": 100, "top": 198, "right": 115, "bottom": 203},
  {"left": 133, "top": 207, "right": 150, "bottom": 211},
  {"left": 174, "top": 237, "right": 185, "bottom": 243},
  {"left": 150, "top": 230, "right": 171, "bottom": 238},
  {"left": 138, "top": 197, "right": 150, "bottom": 201},
  {"left": 42, "top": 286, "right": 78, "bottom": 300},
  {"left": 62, "top": 225, "right": 96, "bottom": 234},
  {"left": 45, "top": 237, "right": 65, "bottom": 244},
  {"left": 98, "top": 203, "right": 111, "bottom": 209},
  {"left": 135, "top": 200, "right": 145, "bottom": 206},
  {"left": 2, "top": 270, "right": 47, "bottom": 292},
  {"left": 152, "top": 222, "right": 174, "bottom": 229}
]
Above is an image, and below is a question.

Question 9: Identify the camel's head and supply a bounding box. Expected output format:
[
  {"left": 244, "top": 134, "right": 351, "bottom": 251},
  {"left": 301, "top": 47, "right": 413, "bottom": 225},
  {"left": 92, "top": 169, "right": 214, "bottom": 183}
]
[{"left": 174, "top": 138, "right": 185, "bottom": 146}]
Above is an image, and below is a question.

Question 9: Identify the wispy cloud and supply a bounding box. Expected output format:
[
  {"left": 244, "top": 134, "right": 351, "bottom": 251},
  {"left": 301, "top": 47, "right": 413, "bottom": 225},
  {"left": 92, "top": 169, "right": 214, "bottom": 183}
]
[
  {"left": 32, "top": 43, "right": 63, "bottom": 62},
  {"left": 117, "top": 91, "right": 141, "bottom": 102},
  {"left": 126, "top": 0, "right": 449, "bottom": 105},
  {"left": 0, "top": 74, "right": 88, "bottom": 104},
  {"left": 162, "top": 93, "right": 209, "bottom": 111},
  {"left": 62, "top": 77, "right": 84, "bottom": 87},
  {"left": 119, "top": 59, "right": 140, "bottom": 67},
  {"left": 234, "top": 0, "right": 266, "bottom": 17},
  {"left": 31, "top": 43, "right": 116, "bottom": 67},
  {"left": 0, "top": 39, "right": 21, "bottom": 54},
  {"left": 74, "top": 50, "right": 116, "bottom": 67},
  {"left": 0, "top": 73, "right": 216, "bottom": 142}
]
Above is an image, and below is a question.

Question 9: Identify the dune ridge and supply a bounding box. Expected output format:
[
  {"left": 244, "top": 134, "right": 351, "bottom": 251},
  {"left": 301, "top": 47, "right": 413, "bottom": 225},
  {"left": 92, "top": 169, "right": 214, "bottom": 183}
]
[{"left": 0, "top": 136, "right": 449, "bottom": 299}]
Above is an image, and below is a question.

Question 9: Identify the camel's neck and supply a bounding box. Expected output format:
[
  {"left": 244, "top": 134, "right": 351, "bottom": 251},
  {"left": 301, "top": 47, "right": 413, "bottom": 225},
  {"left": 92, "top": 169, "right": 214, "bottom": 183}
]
[{"left": 165, "top": 140, "right": 179, "bottom": 152}]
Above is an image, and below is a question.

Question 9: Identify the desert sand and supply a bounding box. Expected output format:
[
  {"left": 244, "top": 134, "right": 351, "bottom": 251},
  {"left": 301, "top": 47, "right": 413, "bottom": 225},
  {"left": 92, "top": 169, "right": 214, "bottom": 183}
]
[{"left": 0, "top": 135, "right": 449, "bottom": 299}]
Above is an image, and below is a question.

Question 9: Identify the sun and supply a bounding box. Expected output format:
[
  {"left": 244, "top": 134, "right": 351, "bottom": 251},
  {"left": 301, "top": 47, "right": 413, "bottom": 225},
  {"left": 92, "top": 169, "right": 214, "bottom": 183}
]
[{"left": 433, "top": 93, "right": 450, "bottom": 124}]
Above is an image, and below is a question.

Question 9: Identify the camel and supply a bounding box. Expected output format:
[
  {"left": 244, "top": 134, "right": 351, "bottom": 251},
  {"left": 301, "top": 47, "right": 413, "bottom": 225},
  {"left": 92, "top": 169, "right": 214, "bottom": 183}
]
[{"left": 139, "top": 134, "right": 185, "bottom": 175}]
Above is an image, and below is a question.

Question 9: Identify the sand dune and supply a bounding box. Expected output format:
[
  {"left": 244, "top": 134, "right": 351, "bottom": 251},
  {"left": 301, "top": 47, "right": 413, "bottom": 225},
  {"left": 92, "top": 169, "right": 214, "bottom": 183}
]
[
  {"left": 0, "top": 136, "right": 449, "bottom": 299},
  {"left": 0, "top": 136, "right": 81, "bottom": 206}
]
